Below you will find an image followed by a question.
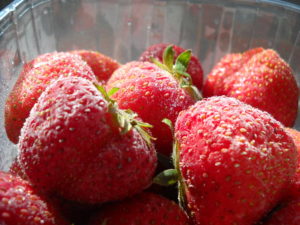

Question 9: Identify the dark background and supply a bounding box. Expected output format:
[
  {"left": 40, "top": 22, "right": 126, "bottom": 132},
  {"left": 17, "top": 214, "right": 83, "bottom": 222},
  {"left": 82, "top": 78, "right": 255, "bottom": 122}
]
[{"left": 0, "top": 0, "right": 300, "bottom": 10}]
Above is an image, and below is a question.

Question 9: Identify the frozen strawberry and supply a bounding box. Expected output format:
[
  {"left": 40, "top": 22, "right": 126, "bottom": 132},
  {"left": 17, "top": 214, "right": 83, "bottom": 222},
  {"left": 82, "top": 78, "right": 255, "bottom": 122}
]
[
  {"left": 107, "top": 61, "right": 195, "bottom": 156},
  {"left": 0, "top": 171, "right": 69, "bottom": 225},
  {"left": 18, "top": 76, "right": 157, "bottom": 204},
  {"left": 173, "top": 96, "right": 297, "bottom": 225},
  {"left": 203, "top": 48, "right": 264, "bottom": 97},
  {"left": 262, "top": 198, "right": 300, "bottom": 225},
  {"left": 107, "top": 47, "right": 200, "bottom": 156},
  {"left": 5, "top": 52, "right": 96, "bottom": 144},
  {"left": 139, "top": 43, "right": 204, "bottom": 90},
  {"left": 284, "top": 128, "right": 300, "bottom": 199},
  {"left": 71, "top": 50, "right": 120, "bottom": 83},
  {"left": 89, "top": 192, "right": 190, "bottom": 225},
  {"left": 203, "top": 48, "right": 299, "bottom": 127}
]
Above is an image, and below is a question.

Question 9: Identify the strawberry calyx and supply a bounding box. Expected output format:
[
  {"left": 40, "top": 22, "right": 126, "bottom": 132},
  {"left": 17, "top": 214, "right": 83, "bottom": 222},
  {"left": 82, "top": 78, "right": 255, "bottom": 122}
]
[
  {"left": 153, "top": 168, "right": 178, "bottom": 186},
  {"left": 153, "top": 119, "right": 187, "bottom": 209},
  {"left": 151, "top": 45, "right": 202, "bottom": 101},
  {"left": 95, "top": 84, "right": 155, "bottom": 145}
]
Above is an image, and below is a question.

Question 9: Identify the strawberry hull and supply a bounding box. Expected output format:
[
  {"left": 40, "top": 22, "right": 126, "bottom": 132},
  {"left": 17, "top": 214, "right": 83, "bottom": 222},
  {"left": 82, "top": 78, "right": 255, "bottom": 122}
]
[
  {"left": 139, "top": 43, "right": 204, "bottom": 90},
  {"left": 107, "top": 61, "right": 195, "bottom": 156}
]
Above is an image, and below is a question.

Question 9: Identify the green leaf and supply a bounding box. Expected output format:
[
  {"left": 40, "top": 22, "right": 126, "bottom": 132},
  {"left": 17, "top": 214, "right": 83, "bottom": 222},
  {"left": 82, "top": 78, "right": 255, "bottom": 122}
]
[
  {"left": 178, "top": 179, "right": 188, "bottom": 210},
  {"left": 94, "top": 83, "right": 112, "bottom": 103},
  {"left": 171, "top": 139, "right": 189, "bottom": 211},
  {"left": 94, "top": 83, "right": 156, "bottom": 144},
  {"left": 177, "top": 71, "right": 192, "bottom": 79},
  {"left": 172, "top": 139, "right": 180, "bottom": 169},
  {"left": 135, "top": 125, "right": 156, "bottom": 145},
  {"left": 163, "top": 45, "right": 175, "bottom": 71},
  {"left": 153, "top": 169, "right": 178, "bottom": 186},
  {"left": 117, "top": 113, "right": 125, "bottom": 128},
  {"left": 174, "top": 50, "right": 192, "bottom": 72},
  {"left": 108, "top": 87, "right": 119, "bottom": 97},
  {"left": 151, "top": 57, "right": 170, "bottom": 72},
  {"left": 190, "top": 85, "right": 203, "bottom": 100},
  {"left": 137, "top": 121, "right": 153, "bottom": 128},
  {"left": 94, "top": 83, "right": 107, "bottom": 98},
  {"left": 162, "top": 118, "right": 173, "bottom": 134}
]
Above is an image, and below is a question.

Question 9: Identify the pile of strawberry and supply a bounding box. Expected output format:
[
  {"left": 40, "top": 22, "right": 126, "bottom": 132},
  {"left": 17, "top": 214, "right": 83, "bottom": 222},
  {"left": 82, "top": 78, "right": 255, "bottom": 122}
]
[{"left": 1, "top": 43, "right": 300, "bottom": 225}]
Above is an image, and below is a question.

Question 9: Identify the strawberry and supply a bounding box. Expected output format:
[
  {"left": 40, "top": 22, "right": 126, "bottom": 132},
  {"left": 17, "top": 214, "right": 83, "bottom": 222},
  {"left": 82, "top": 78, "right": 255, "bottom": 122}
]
[
  {"left": 88, "top": 192, "right": 190, "bottom": 225},
  {"left": 139, "top": 43, "right": 204, "bottom": 90},
  {"left": 261, "top": 198, "right": 300, "bottom": 225},
  {"left": 18, "top": 76, "right": 157, "bottom": 204},
  {"left": 284, "top": 128, "right": 300, "bottom": 200},
  {"left": 0, "top": 171, "right": 69, "bottom": 225},
  {"left": 5, "top": 52, "right": 96, "bottom": 144},
  {"left": 71, "top": 50, "right": 120, "bottom": 83},
  {"left": 203, "top": 48, "right": 299, "bottom": 127},
  {"left": 173, "top": 96, "right": 298, "bottom": 225},
  {"left": 9, "top": 159, "right": 96, "bottom": 224},
  {"left": 107, "top": 47, "right": 200, "bottom": 156},
  {"left": 203, "top": 48, "right": 264, "bottom": 97}
]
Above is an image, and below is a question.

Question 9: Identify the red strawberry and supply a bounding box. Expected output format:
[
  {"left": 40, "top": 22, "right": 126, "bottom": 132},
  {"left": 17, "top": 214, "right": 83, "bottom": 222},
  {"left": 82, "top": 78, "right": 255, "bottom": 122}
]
[
  {"left": 284, "top": 128, "right": 300, "bottom": 199},
  {"left": 18, "top": 76, "right": 157, "bottom": 204},
  {"left": 139, "top": 43, "right": 204, "bottom": 90},
  {"left": 0, "top": 171, "right": 69, "bottom": 225},
  {"left": 203, "top": 48, "right": 264, "bottom": 97},
  {"left": 203, "top": 48, "right": 299, "bottom": 127},
  {"left": 9, "top": 159, "right": 95, "bottom": 224},
  {"left": 262, "top": 198, "right": 300, "bottom": 225},
  {"left": 107, "top": 61, "right": 195, "bottom": 156},
  {"left": 174, "top": 96, "right": 298, "bottom": 225},
  {"left": 89, "top": 192, "right": 190, "bottom": 225},
  {"left": 71, "top": 50, "right": 120, "bottom": 83},
  {"left": 5, "top": 52, "right": 96, "bottom": 144},
  {"left": 107, "top": 47, "right": 200, "bottom": 156}
]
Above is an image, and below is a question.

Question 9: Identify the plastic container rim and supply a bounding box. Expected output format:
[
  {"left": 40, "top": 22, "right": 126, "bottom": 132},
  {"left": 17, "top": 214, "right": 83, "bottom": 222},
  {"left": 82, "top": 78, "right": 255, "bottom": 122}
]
[{"left": 1, "top": 0, "right": 300, "bottom": 22}]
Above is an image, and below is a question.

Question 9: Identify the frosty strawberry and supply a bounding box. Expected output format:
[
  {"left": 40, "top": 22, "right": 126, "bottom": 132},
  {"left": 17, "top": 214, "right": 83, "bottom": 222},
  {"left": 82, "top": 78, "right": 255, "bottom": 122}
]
[
  {"left": 203, "top": 48, "right": 299, "bottom": 126},
  {"left": 0, "top": 171, "right": 69, "bottom": 225},
  {"left": 107, "top": 46, "right": 200, "bottom": 156},
  {"left": 5, "top": 52, "right": 96, "bottom": 144},
  {"left": 18, "top": 76, "right": 157, "bottom": 204},
  {"left": 89, "top": 192, "right": 190, "bottom": 225},
  {"left": 171, "top": 96, "right": 297, "bottom": 225},
  {"left": 71, "top": 50, "right": 120, "bottom": 83},
  {"left": 284, "top": 128, "right": 300, "bottom": 200}
]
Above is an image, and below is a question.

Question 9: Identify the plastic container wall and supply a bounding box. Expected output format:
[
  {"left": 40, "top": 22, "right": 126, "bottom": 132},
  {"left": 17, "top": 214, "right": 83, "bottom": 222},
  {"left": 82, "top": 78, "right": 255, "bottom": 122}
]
[{"left": 0, "top": 0, "right": 300, "bottom": 170}]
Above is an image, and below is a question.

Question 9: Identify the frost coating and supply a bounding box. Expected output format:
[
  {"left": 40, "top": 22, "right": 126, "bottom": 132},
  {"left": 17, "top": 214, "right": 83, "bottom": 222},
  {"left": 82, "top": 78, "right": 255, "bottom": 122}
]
[
  {"left": 175, "top": 96, "right": 298, "bottom": 225},
  {"left": 18, "top": 76, "right": 157, "bottom": 204}
]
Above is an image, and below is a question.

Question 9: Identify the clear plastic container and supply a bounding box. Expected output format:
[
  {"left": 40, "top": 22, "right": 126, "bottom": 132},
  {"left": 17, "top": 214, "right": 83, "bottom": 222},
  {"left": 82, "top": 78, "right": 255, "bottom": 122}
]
[{"left": 0, "top": 0, "right": 300, "bottom": 170}]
